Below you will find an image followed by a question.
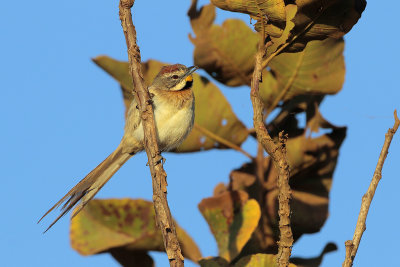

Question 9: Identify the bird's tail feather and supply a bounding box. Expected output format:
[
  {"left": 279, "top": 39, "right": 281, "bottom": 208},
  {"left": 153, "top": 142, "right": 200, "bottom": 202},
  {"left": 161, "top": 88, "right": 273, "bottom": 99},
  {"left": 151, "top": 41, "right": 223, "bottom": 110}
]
[{"left": 38, "top": 145, "right": 132, "bottom": 232}]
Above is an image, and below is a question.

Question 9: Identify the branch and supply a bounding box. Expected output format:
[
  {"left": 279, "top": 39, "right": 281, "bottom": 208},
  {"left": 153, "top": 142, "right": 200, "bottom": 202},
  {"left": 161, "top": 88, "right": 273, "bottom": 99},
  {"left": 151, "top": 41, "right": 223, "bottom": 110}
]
[
  {"left": 193, "top": 123, "right": 253, "bottom": 160},
  {"left": 261, "top": 9, "right": 323, "bottom": 70},
  {"left": 342, "top": 110, "right": 400, "bottom": 267},
  {"left": 250, "top": 27, "right": 293, "bottom": 267},
  {"left": 118, "top": 1, "right": 184, "bottom": 266}
]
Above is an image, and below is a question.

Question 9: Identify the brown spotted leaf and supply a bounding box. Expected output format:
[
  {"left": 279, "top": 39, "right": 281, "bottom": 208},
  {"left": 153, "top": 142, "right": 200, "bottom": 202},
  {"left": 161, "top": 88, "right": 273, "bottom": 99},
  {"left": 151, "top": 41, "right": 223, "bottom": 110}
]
[
  {"left": 260, "top": 37, "right": 345, "bottom": 108},
  {"left": 198, "top": 191, "right": 261, "bottom": 262},
  {"left": 92, "top": 56, "right": 249, "bottom": 152},
  {"left": 210, "top": 0, "right": 286, "bottom": 38},
  {"left": 189, "top": 0, "right": 258, "bottom": 87},
  {"left": 288, "top": 0, "right": 366, "bottom": 51},
  {"left": 255, "top": 0, "right": 366, "bottom": 53},
  {"left": 70, "top": 198, "right": 201, "bottom": 263}
]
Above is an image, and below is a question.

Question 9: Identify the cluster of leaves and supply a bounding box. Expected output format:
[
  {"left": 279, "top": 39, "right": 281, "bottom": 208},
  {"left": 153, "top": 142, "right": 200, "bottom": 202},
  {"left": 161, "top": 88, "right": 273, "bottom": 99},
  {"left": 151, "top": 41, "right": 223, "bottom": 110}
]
[{"left": 70, "top": 0, "right": 366, "bottom": 266}]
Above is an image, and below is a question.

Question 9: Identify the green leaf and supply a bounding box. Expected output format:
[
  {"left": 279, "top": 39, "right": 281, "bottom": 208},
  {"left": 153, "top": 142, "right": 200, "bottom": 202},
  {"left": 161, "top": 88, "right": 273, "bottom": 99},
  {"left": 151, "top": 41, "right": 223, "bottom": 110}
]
[
  {"left": 188, "top": 0, "right": 258, "bottom": 87},
  {"left": 70, "top": 198, "right": 201, "bottom": 263},
  {"left": 198, "top": 191, "right": 261, "bottom": 262},
  {"left": 235, "top": 253, "right": 297, "bottom": 267},
  {"left": 92, "top": 56, "right": 249, "bottom": 152},
  {"left": 260, "top": 38, "right": 345, "bottom": 108},
  {"left": 210, "top": 0, "right": 286, "bottom": 38}
]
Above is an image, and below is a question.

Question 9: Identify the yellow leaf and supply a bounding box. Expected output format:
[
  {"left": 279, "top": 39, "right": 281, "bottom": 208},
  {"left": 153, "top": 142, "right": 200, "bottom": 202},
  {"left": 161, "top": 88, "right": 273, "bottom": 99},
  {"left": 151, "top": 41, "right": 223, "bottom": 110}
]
[{"left": 198, "top": 191, "right": 261, "bottom": 262}]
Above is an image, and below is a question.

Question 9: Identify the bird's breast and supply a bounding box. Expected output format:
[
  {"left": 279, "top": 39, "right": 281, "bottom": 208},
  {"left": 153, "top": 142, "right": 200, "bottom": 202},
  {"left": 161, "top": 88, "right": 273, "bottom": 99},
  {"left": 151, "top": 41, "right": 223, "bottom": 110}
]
[
  {"left": 153, "top": 90, "right": 195, "bottom": 151},
  {"left": 128, "top": 89, "right": 195, "bottom": 151}
]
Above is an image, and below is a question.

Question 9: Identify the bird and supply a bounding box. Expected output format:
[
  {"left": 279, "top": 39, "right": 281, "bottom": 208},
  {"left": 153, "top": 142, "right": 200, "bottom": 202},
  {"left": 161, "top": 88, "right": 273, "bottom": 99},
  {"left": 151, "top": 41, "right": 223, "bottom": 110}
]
[{"left": 39, "top": 64, "right": 198, "bottom": 232}]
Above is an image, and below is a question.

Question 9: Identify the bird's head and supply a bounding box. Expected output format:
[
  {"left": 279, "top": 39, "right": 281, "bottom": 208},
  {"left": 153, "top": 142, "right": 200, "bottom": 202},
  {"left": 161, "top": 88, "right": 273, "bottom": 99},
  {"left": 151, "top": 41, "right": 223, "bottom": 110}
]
[{"left": 151, "top": 64, "right": 198, "bottom": 91}]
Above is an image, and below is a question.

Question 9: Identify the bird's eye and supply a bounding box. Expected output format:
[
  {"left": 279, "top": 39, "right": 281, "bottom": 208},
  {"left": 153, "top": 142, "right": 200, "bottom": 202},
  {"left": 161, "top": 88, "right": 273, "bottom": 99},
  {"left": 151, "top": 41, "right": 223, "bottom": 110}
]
[{"left": 172, "top": 75, "right": 179, "bottom": 79}]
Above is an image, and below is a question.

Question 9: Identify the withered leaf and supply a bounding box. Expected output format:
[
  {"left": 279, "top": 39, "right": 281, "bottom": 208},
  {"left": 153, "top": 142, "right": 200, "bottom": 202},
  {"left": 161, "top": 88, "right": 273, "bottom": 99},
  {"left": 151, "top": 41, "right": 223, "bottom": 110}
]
[
  {"left": 289, "top": 0, "right": 366, "bottom": 51},
  {"left": 211, "top": 0, "right": 286, "bottom": 38},
  {"left": 260, "top": 38, "right": 345, "bottom": 108},
  {"left": 262, "top": 4, "right": 297, "bottom": 58},
  {"left": 92, "top": 56, "right": 249, "bottom": 152},
  {"left": 199, "top": 257, "right": 230, "bottom": 267},
  {"left": 188, "top": 0, "right": 258, "bottom": 87},
  {"left": 198, "top": 191, "right": 261, "bottom": 262},
  {"left": 254, "top": 0, "right": 366, "bottom": 53},
  {"left": 70, "top": 198, "right": 201, "bottom": 263}
]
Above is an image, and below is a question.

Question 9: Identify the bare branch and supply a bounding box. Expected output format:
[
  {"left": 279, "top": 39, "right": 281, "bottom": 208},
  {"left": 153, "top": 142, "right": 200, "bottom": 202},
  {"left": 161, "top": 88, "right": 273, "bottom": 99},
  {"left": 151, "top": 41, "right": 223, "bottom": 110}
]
[
  {"left": 118, "top": 1, "right": 184, "bottom": 266},
  {"left": 250, "top": 26, "right": 293, "bottom": 267},
  {"left": 343, "top": 110, "right": 400, "bottom": 267}
]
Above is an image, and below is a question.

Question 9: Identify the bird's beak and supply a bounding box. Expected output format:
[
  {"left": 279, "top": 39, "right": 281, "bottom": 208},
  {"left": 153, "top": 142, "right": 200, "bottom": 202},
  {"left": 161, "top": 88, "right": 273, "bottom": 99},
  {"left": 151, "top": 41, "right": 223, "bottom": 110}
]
[{"left": 185, "top": 66, "right": 198, "bottom": 82}]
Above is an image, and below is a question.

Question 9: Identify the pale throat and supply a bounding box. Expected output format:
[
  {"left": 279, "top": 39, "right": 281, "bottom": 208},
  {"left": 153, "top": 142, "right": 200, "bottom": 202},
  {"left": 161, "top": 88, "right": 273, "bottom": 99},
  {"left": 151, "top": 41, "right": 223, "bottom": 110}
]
[{"left": 169, "top": 75, "right": 193, "bottom": 91}]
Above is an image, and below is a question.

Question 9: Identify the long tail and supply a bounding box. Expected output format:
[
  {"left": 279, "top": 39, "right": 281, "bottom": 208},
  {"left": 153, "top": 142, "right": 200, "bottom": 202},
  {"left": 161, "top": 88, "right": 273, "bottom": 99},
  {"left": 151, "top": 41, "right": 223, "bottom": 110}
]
[{"left": 38, "top": 144, "right": 132, "bottom": 232}]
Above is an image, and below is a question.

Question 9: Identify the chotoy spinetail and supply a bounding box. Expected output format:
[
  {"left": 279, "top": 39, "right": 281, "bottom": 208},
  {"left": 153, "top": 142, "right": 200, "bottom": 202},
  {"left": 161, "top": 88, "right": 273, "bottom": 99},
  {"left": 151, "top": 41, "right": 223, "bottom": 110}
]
[{"left": 39, "top": 64, "right": 198, "bottom": 232}]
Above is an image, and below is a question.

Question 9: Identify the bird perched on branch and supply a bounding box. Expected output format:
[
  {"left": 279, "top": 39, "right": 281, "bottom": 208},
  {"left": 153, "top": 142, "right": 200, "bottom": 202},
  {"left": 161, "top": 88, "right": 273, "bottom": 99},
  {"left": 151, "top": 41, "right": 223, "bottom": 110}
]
[{"left": 39, "top": 64, "right": 198, "bottom": 232}]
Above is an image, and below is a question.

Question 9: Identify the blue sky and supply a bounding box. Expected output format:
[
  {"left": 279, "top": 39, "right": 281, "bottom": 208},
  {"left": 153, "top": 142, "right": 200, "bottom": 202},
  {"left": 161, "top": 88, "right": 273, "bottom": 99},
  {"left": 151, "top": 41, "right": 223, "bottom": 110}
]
[{"left": 1, "top": 1, "right": 399, "bottom": 267}]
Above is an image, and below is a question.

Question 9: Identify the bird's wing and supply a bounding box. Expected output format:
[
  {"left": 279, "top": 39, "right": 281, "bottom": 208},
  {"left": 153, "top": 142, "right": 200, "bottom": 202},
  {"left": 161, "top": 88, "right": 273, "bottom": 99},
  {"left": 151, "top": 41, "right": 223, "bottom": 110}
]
[
  {"left": 125, "top": 97, "right": 142, "bottom": 128},
  {"left": 120, "top": 97, "right": 145, "bottom": 152}
]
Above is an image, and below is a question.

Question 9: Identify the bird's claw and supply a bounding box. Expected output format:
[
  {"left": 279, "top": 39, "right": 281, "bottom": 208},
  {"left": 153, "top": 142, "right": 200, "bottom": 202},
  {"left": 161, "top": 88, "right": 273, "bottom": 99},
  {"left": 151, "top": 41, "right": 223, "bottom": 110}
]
[
  {"left": 155, "top": 156, "right": 166, "bottom": 166},
  {"left": 145, "top": 156, "right": 165, "bottom": 166}
]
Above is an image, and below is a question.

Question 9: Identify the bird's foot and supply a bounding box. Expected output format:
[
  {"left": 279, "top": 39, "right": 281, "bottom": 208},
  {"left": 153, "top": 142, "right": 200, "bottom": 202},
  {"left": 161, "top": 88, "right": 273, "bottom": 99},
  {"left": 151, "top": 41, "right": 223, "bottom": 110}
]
[{"left": 145, "top": 155, "right": 165, "bottom": 166}]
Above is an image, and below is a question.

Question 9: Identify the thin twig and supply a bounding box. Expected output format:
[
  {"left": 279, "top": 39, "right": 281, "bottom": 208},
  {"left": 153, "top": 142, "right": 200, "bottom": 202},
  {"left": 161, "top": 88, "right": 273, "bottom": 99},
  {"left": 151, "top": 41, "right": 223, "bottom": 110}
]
[
  {"left": 250, "top": 21, "right": 293, "bottom": 267},
  {"left": 118, "top": 1, "right": 184, "bottom": 266},
  {"left": 193, "top": 123, "right": 253, "bottom": 160},
  {"left": 342, "top": 110, "right": 400, "bottom": 267}
]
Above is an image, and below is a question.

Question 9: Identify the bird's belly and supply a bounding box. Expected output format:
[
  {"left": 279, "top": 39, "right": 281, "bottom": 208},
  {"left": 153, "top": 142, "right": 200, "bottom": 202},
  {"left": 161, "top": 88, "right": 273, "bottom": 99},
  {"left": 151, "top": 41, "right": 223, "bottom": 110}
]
[
  {"left": 129, "top": 104, "right": 194, "bottom": 151},
  {"left": 154, "top": 106, "right": 194, "bottom": 151}
]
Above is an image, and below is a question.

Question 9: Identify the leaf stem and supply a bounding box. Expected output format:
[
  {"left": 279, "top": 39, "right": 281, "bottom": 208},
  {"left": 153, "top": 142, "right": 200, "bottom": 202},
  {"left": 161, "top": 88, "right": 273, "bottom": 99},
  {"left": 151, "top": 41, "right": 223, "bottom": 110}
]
[{"left": 194, "top": 123, "right": 253, "bottom": 160}]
